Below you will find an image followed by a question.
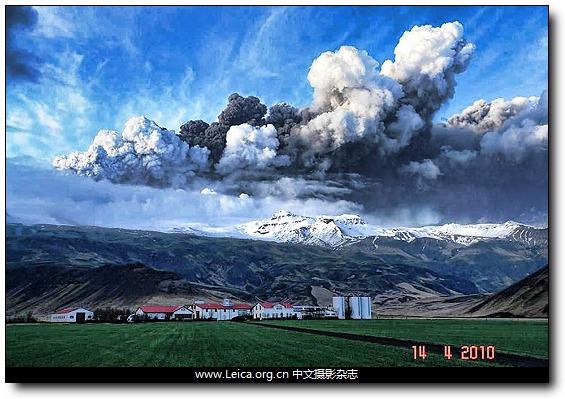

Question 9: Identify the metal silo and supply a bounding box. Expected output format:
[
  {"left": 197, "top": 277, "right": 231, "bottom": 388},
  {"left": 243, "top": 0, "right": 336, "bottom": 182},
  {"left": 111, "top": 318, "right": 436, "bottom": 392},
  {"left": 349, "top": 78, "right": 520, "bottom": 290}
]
[
  {"left": 360, "top": 297, "right": 372, "bottom": 319},
  {"left": 349, "top": 296, "right": 361, "bottom": 319},
  {"left": 332, "top": 296, "right": 346, "bottom": 319}
]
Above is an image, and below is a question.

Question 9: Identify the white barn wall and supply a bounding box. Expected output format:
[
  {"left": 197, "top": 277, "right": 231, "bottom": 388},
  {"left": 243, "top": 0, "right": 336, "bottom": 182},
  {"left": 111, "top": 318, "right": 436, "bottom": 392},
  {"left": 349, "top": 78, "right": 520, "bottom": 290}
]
[
  {"left": 252, "top": 303, "right": 295, "bottom": 320},
  {"left": 191, "top": 304, "right": 250, "bottom": 320},
  {"left": 172, "top": 307, "right": 194, "bottom": 320},
  {"left": 135, "top": 309, "right": 166, "bottom": 320},
  {"left": 252, "top": 304, "right": 264, "bottom": 320},
  {"left": 50, "top": 308, "right": 94, "bottom": 323}
]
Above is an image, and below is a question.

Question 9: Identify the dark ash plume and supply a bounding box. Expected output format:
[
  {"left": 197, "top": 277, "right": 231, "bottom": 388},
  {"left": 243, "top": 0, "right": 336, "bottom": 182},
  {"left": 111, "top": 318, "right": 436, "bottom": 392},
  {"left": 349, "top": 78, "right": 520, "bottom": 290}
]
[
  {"left": 51, "top": 21, "right": 548, "bottom": 226},
  {"left": 178, "top": 93, "right": 269, "bottom": 165},
  {"left": 218, "top": 93, "right": 267, "bottom": 126},
  {"left": 266, "top": 102, "right": 303, "bottom": 147}
]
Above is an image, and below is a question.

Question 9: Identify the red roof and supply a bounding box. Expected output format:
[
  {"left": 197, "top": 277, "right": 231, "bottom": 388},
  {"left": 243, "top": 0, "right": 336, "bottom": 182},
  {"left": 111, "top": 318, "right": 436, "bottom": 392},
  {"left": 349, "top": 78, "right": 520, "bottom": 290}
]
[
  {"left": 138, "top": 305, "right": 185, "bottom": 314},
  {"left": 55, "top": 307, "right": 80, "bottom": 314},
  {"left": 195, "top": 303, "right": 224, "bottom": 309},
  {"left": 259, "top": 302, "right": 293, "bottom": 309}
]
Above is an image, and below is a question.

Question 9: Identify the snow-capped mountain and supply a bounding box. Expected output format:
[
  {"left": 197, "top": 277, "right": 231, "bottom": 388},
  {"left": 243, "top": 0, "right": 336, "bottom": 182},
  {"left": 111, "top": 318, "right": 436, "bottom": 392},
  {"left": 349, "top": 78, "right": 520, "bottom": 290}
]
[
  {"left": 240, "top": 210, "right": 381, "bottom": 247},
  {"left": 238, "top": 210, "right": 547, "bottom": 248},
  {"left": 376, "top": 221, "right": 547, "bottom": 247}
]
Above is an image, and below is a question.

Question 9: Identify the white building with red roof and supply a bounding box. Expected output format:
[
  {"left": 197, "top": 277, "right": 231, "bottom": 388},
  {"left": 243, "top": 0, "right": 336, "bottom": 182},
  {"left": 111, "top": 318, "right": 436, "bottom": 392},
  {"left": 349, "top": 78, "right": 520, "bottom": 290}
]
[
  {"left": 189, "top": 299, "right": 253, "bottom": 320},
  {"left": 252, "top": 302, "right": 295, "bottom": 320},
  {"left": 135, "top": 305, "right": 194, "bottom": 321},
  {"left": 50, "top": 307, "right": 94, "bottom": 323}
]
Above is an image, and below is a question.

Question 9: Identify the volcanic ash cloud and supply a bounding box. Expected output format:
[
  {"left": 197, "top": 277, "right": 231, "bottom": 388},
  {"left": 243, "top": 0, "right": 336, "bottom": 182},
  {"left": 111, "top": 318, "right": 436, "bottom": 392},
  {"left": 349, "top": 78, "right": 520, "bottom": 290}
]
[
  {"left": 53, "top": 115, "right": 210, "bottom": 187},
  {"left": 49, "top": 21, "right": 548, "bottom": 226}
]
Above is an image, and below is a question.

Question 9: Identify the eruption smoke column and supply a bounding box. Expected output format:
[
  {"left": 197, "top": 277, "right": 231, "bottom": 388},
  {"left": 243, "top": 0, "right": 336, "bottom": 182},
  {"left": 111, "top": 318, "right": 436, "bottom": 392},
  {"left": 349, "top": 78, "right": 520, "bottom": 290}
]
[
  {"left": 290, "top": 45, "right": 406, "bottom": 169},
  {"left": 47, "top": 19, "right": 547, "bottom": 226},
  {"left": 53, "top": 21, "right": 479, "bottom": 186},
  {"left": 381, "top": 21, "right": 475, "bottom": 122},
  {"left": 286, "top": 21, "right": 474, "bottom": 171}
]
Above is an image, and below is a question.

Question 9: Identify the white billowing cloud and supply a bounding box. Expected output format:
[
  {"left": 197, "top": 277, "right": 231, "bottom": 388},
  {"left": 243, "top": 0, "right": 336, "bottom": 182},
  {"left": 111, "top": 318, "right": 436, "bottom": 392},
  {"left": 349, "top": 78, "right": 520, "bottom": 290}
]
[
  {"left": 11, "top": 18, "right": 544, "bottom": 228},
  {"left": 446, "top": 96, "right": 538, "bottom": 133},
  {"left": 53, "top": 115, "right": 210, "bottom": 187},
  {"left": 42, "top": 21, "right": 478, "bottom": 183},
  {"left": 381, "top": 21, "right": 475, "bottom": 118},
  {"left": 292, "top": 20, "right": 474, "bottom": 169},
  {"left": 216, "top": 123, "right": 290, "bottom": 174},
  {"left": 308, "top": 45, "right": 397, "bottom": 111},
  {"left": 479, "top": 90, "right": 548, "bottom": 161},
  {"left": 400, "top": 159, "right": 442, "bottom": 180},
  {"left": 382, "top": 104, "right": 425, "bottom": 153},
  {"left": 113, "top": 64, "right": 203, "bottom": 142},
  {"left": 297, "top": 46, "right": 405, "bottom": 159}
]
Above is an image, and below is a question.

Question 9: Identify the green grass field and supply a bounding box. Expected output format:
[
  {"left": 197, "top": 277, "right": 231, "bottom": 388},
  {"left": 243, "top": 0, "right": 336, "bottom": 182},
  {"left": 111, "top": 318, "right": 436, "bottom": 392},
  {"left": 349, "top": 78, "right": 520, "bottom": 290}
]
[
  {"left": 265, "top": 319, "right": 549, "bottom": 359},
  {"left": 4, "top": 321, "right": 512, "bottom": 368}
]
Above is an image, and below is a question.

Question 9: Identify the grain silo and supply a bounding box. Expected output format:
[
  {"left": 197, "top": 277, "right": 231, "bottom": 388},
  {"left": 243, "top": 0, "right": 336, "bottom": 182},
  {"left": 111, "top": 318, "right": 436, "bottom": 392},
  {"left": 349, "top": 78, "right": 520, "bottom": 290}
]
[
  {"left": 348, "top": 296, "right": 361, "bottom": 320},
  {"left": 360, "top": 296, "right": 372, "bottom": 319},
  {"left": 332, "top": 296, "right": 346, "bottom": 319}
]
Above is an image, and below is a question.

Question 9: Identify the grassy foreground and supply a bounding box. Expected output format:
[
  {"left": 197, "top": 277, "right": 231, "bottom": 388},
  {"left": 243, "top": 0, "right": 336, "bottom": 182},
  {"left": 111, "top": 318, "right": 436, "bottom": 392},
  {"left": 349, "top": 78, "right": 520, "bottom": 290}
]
[
  {"left": 265, "top": 319, "right": 549, "bottom": 359},
  {"left": 6, "top": 321, "right": 501, "bottom": 367}
]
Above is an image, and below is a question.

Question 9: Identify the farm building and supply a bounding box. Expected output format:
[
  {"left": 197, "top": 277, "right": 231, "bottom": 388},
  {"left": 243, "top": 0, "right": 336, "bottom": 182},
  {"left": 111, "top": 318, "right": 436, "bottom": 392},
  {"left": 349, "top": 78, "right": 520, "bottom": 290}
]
[
  {"left": 252, "top": 302, "right": 295, "bottom": 320},
  {"left": 293, "top": 305, "right": 336, "bottom": 319},
  {"left": 50, "top": 307, "right": 94, "bottom": 323},
  {"left": 189, "top": 299, "right": 252, "bottom": 320},
  {"left": 135, "top": 305, "right": 194, "bottom": 321}
]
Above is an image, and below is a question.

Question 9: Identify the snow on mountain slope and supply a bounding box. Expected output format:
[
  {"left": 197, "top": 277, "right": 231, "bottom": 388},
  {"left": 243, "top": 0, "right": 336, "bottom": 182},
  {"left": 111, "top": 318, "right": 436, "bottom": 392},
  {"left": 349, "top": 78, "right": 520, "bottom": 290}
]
[
  {"left": 412, "top": 221, "right": 547, "bottom": 246},
  {"left": 237, "top": 210, "right": 547, "bottom": 248},
  {"left": 239, "top": 210, "right": 386, "bottom": 247},
  {"left": 377, "top": 221, "right": 546, "bottom": 246}
]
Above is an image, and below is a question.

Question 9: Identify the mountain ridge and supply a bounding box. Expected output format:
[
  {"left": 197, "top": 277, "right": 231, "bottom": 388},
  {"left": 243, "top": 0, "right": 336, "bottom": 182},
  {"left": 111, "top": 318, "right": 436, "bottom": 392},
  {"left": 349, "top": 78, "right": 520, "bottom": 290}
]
[
  {"left": 205, "top": 210, "right": 549, "bottom": 249},
  {"left": 6, "top": 221, "right": 547, "bottom": 317}
]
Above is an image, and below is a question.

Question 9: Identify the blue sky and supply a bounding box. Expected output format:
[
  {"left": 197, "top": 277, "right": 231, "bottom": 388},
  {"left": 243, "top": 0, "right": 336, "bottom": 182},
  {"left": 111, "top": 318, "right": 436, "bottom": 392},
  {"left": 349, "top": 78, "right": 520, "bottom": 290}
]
[{"left": 6, "top": 5, "right": 548, "bottom": 163}]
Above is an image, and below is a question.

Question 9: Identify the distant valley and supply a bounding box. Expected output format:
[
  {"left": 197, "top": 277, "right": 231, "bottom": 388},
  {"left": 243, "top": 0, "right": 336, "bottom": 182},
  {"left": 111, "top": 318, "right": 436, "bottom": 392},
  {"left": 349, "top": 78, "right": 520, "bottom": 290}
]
[{"left": 5, "top": 219, "right": 548, "bottom": 318}]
